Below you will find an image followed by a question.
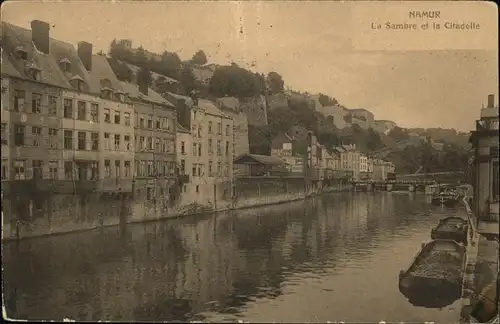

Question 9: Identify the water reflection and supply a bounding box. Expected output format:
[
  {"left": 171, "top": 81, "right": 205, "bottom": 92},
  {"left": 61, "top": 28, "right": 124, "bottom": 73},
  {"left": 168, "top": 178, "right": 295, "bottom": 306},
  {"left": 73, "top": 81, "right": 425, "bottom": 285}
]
[{"left": 3, "top": 192, "right": 464, "bottom": 322}]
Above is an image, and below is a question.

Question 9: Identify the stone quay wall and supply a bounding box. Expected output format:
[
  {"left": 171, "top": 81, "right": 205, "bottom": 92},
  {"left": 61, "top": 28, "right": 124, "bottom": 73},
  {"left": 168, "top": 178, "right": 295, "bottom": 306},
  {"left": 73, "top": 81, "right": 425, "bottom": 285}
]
[{"left": 1, "top": 177, "right": 349, "bottom": 241}]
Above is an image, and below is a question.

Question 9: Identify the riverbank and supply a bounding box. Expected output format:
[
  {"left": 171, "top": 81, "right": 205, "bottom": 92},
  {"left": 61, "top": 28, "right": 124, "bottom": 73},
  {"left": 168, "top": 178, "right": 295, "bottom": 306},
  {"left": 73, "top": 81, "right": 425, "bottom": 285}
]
[{"left": 1, "top": 181, "right": 353, "bottom": 242}]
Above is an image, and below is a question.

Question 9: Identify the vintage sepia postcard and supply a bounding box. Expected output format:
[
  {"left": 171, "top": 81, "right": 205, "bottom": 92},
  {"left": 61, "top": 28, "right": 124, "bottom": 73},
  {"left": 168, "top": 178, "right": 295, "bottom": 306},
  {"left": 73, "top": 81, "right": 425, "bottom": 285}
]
[{"left": 1, "top": 0, "right": 498, "bottom": 322}]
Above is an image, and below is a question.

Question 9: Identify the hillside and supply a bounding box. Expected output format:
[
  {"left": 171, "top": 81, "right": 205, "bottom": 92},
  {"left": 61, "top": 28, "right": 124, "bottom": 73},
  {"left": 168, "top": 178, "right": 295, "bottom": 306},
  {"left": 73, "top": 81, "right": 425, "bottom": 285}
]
[{"left": 105, "top": 39, "right": 471, "bottom": 174}]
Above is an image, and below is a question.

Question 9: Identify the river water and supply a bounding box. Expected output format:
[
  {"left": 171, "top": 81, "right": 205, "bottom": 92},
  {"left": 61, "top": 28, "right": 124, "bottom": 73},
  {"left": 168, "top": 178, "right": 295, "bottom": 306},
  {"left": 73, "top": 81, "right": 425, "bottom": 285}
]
[{"left": 3, "top": 192, "right": 465, "bottom": 323}]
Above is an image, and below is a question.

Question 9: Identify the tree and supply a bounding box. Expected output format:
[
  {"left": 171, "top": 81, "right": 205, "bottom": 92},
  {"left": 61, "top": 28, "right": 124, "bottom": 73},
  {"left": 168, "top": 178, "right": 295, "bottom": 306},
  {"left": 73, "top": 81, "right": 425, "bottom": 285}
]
[
  {"left": 318, "top": 93, "right": 339, "bottom": 107},
  {"left": 267, "top": 72, "right": 284, "bottom": 94},
  {"left": 388, "top": 126, "right": 410, "bottom": 142},
  {"left": 209, "top": 65, "right": 265, "bottom": 98},
  {"left": 138, "top": 65, "right": 153, "bottom": 87},
  {"left": 191, "top": 50, "right": 208, "bottom": 65},
  {"left": 177, "top": 65, "right": 198, "bottom": 95},
  {"left": 159, "top": 51, "right": 182, "bottom": 78},
  {"left": 365, "top": 128, "right": 384, "bottom": 152}
]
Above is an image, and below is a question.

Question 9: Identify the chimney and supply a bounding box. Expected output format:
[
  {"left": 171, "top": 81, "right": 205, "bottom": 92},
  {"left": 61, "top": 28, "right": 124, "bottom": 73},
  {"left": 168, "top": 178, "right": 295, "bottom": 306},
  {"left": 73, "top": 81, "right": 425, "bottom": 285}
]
[
  {"left": 138, "top": 79, "right": 148, "bottom": 96},
  {"left": 77, "top": 41, "right": 93, "bottom": 71},
  {"left": 31, "top": 20, "right": 50, "bottom": 54},
  {"left": 487, "top": 94, "right": 495, "bottom": 108}
]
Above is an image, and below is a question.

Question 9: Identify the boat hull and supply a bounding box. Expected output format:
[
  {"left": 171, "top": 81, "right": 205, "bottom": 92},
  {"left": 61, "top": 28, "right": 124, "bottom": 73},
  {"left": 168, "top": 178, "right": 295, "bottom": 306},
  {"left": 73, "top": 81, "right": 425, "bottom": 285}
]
[
  {"left": 399, "top": 275, "right": 463, "bottom": 308},
  {"left": 398, "top": 239, "right": 466, "bottom": 308},
  {"left": 431, "top": 217, "right": 469, "bottom": 245}
]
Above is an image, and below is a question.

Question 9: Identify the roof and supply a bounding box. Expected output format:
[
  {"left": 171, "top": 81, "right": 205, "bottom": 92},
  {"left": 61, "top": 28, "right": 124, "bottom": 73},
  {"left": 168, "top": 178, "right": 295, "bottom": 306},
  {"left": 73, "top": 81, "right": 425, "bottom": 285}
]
[
  {"left": 234, "top": 154, "right": 286, "bottom": 166},
  {"left": 165, "top": 92, "right": 194, "bottom": 106},
  {"left": 119, "top": 81, "right": 174, "bottom": 107},
  {"left": 1, "top": 21, "right": 123, "bottom": 97},
  {"left": 2, "top": 21, "right": 76, "bottom": 89},
  {"left": 122, "top": 61, "right": 179, "bottom": 84},
  {"left": 88, "top": 54, "right": 125, "bottom": 93},
  {"left": 176, "top": 122, "right": 190, "bottom": 134},
  {"left": 198, "top": 99, "right": 228, "bottom": 118}
]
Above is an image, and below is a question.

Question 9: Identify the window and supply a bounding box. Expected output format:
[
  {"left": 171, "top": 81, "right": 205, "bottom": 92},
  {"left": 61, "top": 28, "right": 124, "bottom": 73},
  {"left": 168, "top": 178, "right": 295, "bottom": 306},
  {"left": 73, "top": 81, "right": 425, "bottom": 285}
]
[
  {"left": 192, "top": 143, "right": 197, "bottom": 156},
  {"left": 147, "top": 161, "right": 153, "bottom": 176},
  {"left": 156, "top": 161, "right": 162, "bottom": 176},
  {"left": 32, "top": 93, "right": 42, "bottom": 114},
  {"left": 48, "top": 128, "right": 58, "bottom": 148},
  {"left": 217, "top": 140, "right": 221, "bottom": 155},
  {"left": 91, "top": 132, "right": 99, "bottom": 151},
  {"left": 114, "top": 134, "right": 120, "bottom": 151},
  {"left": 48, "top": 96, "right": 57, "bottom": 116},
  {"left": 77, "top": 101, "right": 86, "bottom": 120},
  {"left": 32, "top": 126, "right": 41, "bottom": 147},
  {"left": 134, "top": 112, "right": 139, "bottom": 128},
  {"left": 163, "top": 161, "right": 169, "bottom": 177},
  {"left": 1, "top": 123, "right": 7, "bottom": 145},
  {"left": 14, "top": 160, "right": 26, "bottom": 180},
  {"left": 192, "top": 164, "right": 197, "bottom": 177},
  {"left": 198, "top": 126, "right": 202, "bottom": 138},
  {"left": 166, "top": 118, "right": 171, "bottom": 130},
  {"left": 114, "top": 111, "right": 120, "bottom": 124},
  {"left": 63, "top": 99, "right": 73, "bottom": 118},
  {"left": 147, "top": 137, "right": 153, "bottom": 150},
  {"left": 32, "top": 160, "right": 43, "bottom": 179},
  {"left": 147, "top": 115, "right": 153, "bottom": 129},
  {"left": 208, "top": 139, "right": 213, "bottom": 154},
  {"left": 115, "top": 160, "right": 121, "bottom": 178},
  {"left": 156, "top": 118, "right": 161, "bottom": 129},
  {"left": 124, "top": 161, "right": 131, "bottom": 177},
  {"left": 197, "top": 164, "right": 202, "bottom": 177},
  {"left": 180, "top": 159, "right": 185, "bottom": 174},
  {"left": 14, "top": 125, "right": 25, "bottom": 146},
  {"left": 90, "top": 162, "right": 99, "bottom": 180},
  {"left": 104, "top": 160, "right": 111, "bottom": 179},
  {"left": 64, "top": 130, "right": 73, "bottom": 150},
  {"left": 104, "top": 133, "right": 110, "bottom": 150},
  {"left": 140, "top": 115, "right": 145, "bottom": 128},
  {"left": 181, "top": 141, "right": 185, "bottom": 154},
  {"left": 14, "top": 90, "right": 25, "bottom": 112},
  {"left": 492, "top": 160, "right": 499, "bottom": 201},
  {"left": 208, "top": 121, "right": 212, "bottom": 133},
  {"left": 139, "top": 136, "right": 145, "bottom": 150},
  {"left": 124, "top": 135, "right": 131, "bottom": 151},
  {"left": 124, "top": 112, "right": 131, "bottom": 126},
  {"left": 225, "top": 163, "right": 229, "bottom": 176},
  {"left": 64, "top": 161, "right": 73, "bottom": 180},
  {"left": 196, "top": 185, "right": 199, "bottom": 193},
  {"left": 217, "top": 122, "right": 222, "bottom": 134},
  {"left": 162, "top": 139, "right": 168, "bottom": 153},
  {"left": 198, "top": 144, "right": 202, "bottom": 157},
  {"left": 78, "top": 131, "right": 86, "bottom": 150},
  {"left": 208, "top": 161, "right": 213, "bottom": 176},
  {"left": 155, "top": 138, "right": 160, "bottom": 152},
  {"left": 104, "top": 109, "right": 111, "bottom": 123},
  {"left": 226, "top": 124, "right": 230, "bottom": 136},
  {"left": 48, "top": 161, "right": 58, "bottom": 180},
  {"left": 226, "top": 141, "right": 230, "bottom": 156}
]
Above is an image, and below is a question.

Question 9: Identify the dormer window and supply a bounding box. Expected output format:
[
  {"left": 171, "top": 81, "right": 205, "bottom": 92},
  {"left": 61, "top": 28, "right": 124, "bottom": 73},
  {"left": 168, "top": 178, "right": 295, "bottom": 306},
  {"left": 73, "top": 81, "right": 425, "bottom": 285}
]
[
  {"left": 15, "top": 46, "right": 27, "bottom": 60},
  {"left": 59, "top": 57, "right": 71, "bottom": 73},
  {"left": 25, "top": 62, "right": 42, "bottom": 81},
  {"left": 100, "top": 87, "right": 113, "bottom": 100},
  {"left": 69, "top": 75, "right": 86, "bottom": 92},
  {"left": 114, "top": 91, "right": 125, "bottom": 102}
]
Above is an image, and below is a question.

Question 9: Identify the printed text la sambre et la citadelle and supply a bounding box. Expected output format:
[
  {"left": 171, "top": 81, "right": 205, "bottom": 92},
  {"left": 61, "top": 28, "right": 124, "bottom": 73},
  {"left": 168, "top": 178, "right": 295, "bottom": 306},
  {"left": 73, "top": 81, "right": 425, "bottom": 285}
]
[{"left": 371, "top": 11, "right": 480, "bottom": 30}]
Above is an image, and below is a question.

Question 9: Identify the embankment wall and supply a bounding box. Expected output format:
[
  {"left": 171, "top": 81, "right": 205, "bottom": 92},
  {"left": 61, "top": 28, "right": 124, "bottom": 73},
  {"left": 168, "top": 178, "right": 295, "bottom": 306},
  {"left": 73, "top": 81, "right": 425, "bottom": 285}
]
[{"left": 1, "top": 177, "right": 349, "bottom": 240}]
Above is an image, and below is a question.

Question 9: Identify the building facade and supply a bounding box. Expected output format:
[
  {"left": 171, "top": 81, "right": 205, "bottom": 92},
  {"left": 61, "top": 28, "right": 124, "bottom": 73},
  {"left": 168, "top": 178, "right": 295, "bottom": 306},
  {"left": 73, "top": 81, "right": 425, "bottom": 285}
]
[
  {"left": 122, "top": 81, "right": 177, "bottom": 201},
  {"left": 470, "top": 94, "right": 499, "bottom": 235},
  {"left": 176, "top": 123, "right": 192, "bottom": 205}
]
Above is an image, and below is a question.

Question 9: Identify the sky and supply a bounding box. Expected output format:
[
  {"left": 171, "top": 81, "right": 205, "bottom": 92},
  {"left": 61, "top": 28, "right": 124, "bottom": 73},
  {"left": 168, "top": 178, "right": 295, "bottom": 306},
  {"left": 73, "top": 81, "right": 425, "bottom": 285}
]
[{"left": 2, "top": 0, "right": 498, "bottom": 132}]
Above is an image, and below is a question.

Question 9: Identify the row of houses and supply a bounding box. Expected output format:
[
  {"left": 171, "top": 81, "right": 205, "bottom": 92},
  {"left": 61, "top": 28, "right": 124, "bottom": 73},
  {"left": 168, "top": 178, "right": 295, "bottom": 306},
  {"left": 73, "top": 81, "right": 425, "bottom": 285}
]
[
  {"left": 0, "top": 20, "right": 249, "bottom": 206},
  {"left": 270, "top": 126, "right": 395, "bottom": 181}
]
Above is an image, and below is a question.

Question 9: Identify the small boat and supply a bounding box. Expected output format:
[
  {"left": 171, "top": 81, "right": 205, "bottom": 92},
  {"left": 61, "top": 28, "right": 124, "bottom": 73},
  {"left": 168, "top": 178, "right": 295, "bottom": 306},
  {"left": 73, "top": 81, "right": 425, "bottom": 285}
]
[
  {"left": 398, "top": 239, "right": 466, "bottom": 308},
  {"left": 431, "top": 216, "right": 469, "bottom": 245},
  {"left": 431, "top": 191, "right": 460, "bottom": 207}
]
